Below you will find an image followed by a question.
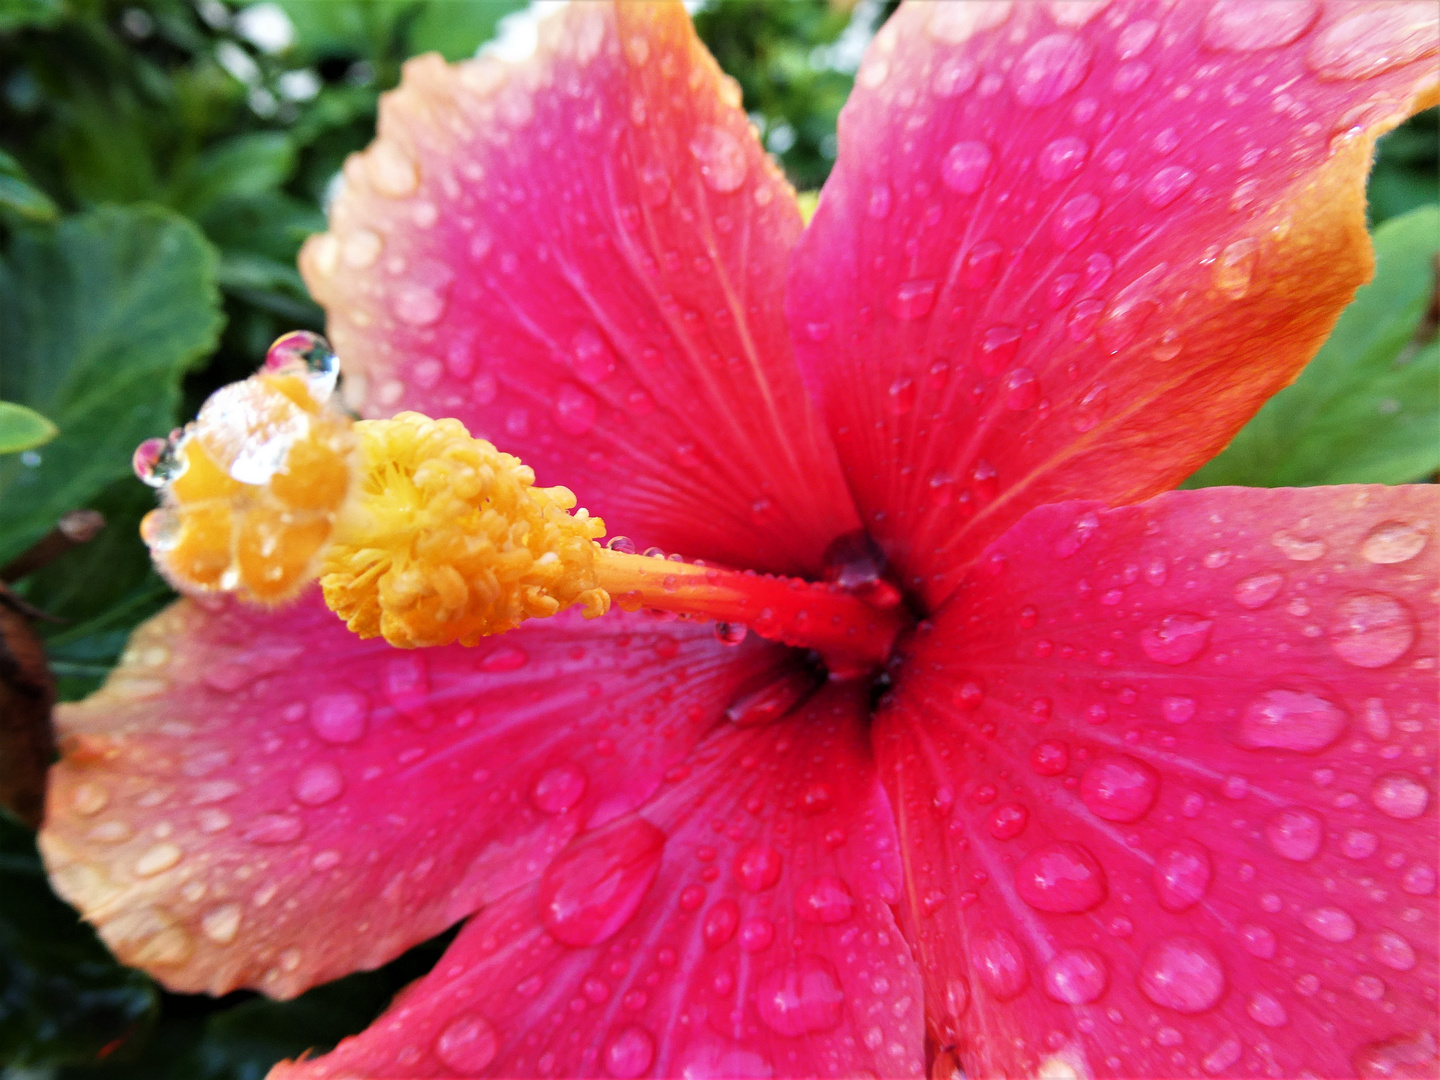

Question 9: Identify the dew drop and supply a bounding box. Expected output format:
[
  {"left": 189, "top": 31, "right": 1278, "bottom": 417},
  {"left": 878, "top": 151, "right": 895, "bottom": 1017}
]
[
  {"left": 738, "top": 916, "right": 774, "bottom": 953},
  {"left": 889, "top": 279, "right": 938, "bottom": 321},
  {"left": 201, "top": 903, "right": 242, "bottom": 945},
  {"left": 1015, "top": 842, "right": 1107, "bottom": 912},
  {"left": 604, "top": 1026, "right": 656, "bottom": 1079},
  {"left": 1052, "top": 193, "right": 1101, "bottom": 250},
  {"left": 1138, "top": 936, "right": 1225, "bottom": 1014},
  {"left": 1233, "top": 571, "right": 1284, "bottom": 609},
  {"left": 538, "top": 816, "right": 665, "bottom": 947},
  {"left": 1012, "top": 33, "right": 1093, "bottom": 107},
  {"left": 1237, "top": 687, "right": 1347, "bottom": 753},
  {"left": 1080, "top": 755, "right": 1159, "bottom": 822},
  {"left": 1139, "top": 613, "right": 1213, "bottom": 665},
  {"left": 554, "top": 383, "right": 598, "bottom": 436},
  {"left": 1214, "top": 237, "right": 1260, "bottom": 300},
  {"left": 989, "top": 802, "right": 1029, "bottom": 840},
  {"left": 1362, "top": 521, "right": 1428, "bottom": 564},
  {"left": 1343, "top": 829, "right": 1379, "bottom": 859},
  {"left": 1307, "top": 5, "right": 1440, "bottom": 81},
  {"left": 531, "top": 763, "right": 588, "bottom": 814},
  {"left": 941, "top": 140, "right": 994, "bottom": 194},
  {"left": 703, "top": 898, "right": 739, "bottom": 949},
  {"left": 795, "top": 875, "right": 855, "bottom": 924},
  {"left": 265, "top": 330, "right": 340, "bottom": 399},
  {"left": 1037, "top": 136, "right": 1089, "bottom": 183},
  {"left": 1202, "top": 1038, "right": 1243, "bottom": 1076},
  {"left": 1373, "top": 930, "right": 1416, "bottom": 971},
  {"left": 435, "top": 1014, "right": 498, "bottom": 1074},
  {"left": 1162, "top": 696, "right": 1196, "bottom": 724},
  {"left": 392, "top": 282, "right": 446, "bottom": 326},
  {"left": 1247, "top": 991, "right": 1289, "bottom": 1028},
  {"left": 1272, "top": 530, "right": 1326, "bottom": 561},
  {"left": 887, "top": 377, "right": 916, "bottom": 415},
  {"left": 733, "top": 844, "right": 782, "bottom": 892},
  {"left": 1240, "top": 923, "right": 1276, "bottom": 959},
  {"left": 1030, "top": 739, "right": 1069, "bottom": 775},
  {"left": 1265, "top": 807, "right": 1323, "bottom": 862},
  {"left": 1329, "top": 592, "right": 1416, "bottom": 668},
  {"left": 1371, "top": 773, "right": 1428, "bottom": 820},
  {"left": 1142, "top": 165, "right": 1195, "bottom": 208},
  {"left": 972, "top": 929, "right": 1029, "bottom": 1000},
  {"left": 571, "top": 328, "right": 616, "bottom": 384},
  {"left": 1043, "top": 948, "right": 1108, "bottom": 1004},
  {"left": 963, "top": 240, "right": 1003, "bottom": 287},
  {"left": 135, "top": 842, "right": 183, "bottom": 876},
  {"left": 1303, "top": 905, "right": 1356, "bottom": 943},
  {"left": 1003, "top": 368, "right": 1040, "bottom": 410},
  {"left": 245, "top": 813, "right": 305, "bottom": 844},
  {"left": 293, "top": 761, "right": 344, "bottom": 806},
  {"left": 1153, "top": 840, "right": 1212, "bottom": 911},
  {"left": 713, "top": 622, "right": 748, "bottom": 646},
  {"left": 1401, "top": 863, "right": 1436, "bottom": 895},
  {"left": 367, "top": 140, "right": 419, "bottom": 197},
  {"left": 689, "top": 125, "right": 747, "bottom": 193},
  {"left": 755, "top": 956, "right": 844, "bottom": 1036},
  {"left": 1203, "top": 0, "right": 1317, "bottom": 51}
]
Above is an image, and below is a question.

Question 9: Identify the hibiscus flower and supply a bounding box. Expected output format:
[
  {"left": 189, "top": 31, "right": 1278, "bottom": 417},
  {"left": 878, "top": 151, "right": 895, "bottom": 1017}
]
[{"left": 40, "top": 2, "right": 1439, "bottom": 1077}]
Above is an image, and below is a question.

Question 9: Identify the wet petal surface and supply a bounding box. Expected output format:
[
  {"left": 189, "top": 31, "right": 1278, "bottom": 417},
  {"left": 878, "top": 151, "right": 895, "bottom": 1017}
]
[
  {"left": 875, "top": 485, "right": 1438, "bottom": 1078},
  {"left": 788, "top": 0, "right": 1440, "bottom": 607},
  {"left": 302, "top": 1, "right": 857, "bottom": 576},
  {"left": 41, "top": 595, "right": 792, "bottom": 998},
  {"left": 270, "top": 684, "right": 923, "bottom": 1078}
]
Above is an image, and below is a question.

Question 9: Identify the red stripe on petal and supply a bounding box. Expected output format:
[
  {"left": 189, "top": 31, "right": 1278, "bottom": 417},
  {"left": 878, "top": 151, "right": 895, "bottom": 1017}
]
[
  {"left": 789, "top": 0, "right": 1440, "bottom": 608},
  {"left": 875, "top": 484, "right": 1438, "bottom": 1078},
  {"left": 302, "top": 1, "right": 857, "bottom": 577},
  {"left": 40, "top": 594, "right": 793, "bottom": 998},
  {"left": 269, "top": 684, "right": 924, "bottom": 1078}
]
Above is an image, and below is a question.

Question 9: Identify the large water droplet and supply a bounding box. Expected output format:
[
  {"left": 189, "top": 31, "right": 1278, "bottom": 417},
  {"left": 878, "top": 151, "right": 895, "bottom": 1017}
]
[
  {"left": 1037, "top": 135, "right": 1089, "bottom": 183},
  {"left": 571, "top": 328, "right": 616, "bottom": 384},
  {"left": 1329, "top": 592, "right": 1415, "bottom": 668},
  {"left": 1343, "top": 829, "right": 1379, "bottom": 859},
  {"left": 1030, "top": 739, "right": 1069, "bottom": 775},
  {"left": 972, "top": 929, "right": 1029, "bottom": 1000},
  {"left": 1233, "top": 571, "right": 1284, "bottom": 609},
  {"left": 532, "top": 763, "right": 587, "bottom": 814},
  {"left": 755, "top": 956, "right": 844, "bottom": 1036},
  {"left": 1139, "top": 613, "right": 1212, "bottom": 665},
  {"left": 1043, "top": 948, "right": 1108, "bottom": 1004},
  {"left": 989, "top": 802, "right": 1029, "bottom": 840},
  {"left": 554, "top": 384, "right": 598, "bottom": 436},
  {"left": 1153, "top": 840, "right": 1212, "bottom": 911},
  {"left": 435, "top": 1013, "right": 498, "bottom": 1074},
  {"left": 1240, "top": 923, "right": 1276, "bottom": 959},
  {"left": 1265, "top": 807, "right": 1323, "bottom": 862},
  {"left": 1138, "top": 936, "right": 1225, "bottom": 1014},
  {"left": 201, "top": 903, "right": 242, "bottom": 944},
  {"left": 1015, "top": 842, "right": 1106, "bottom": 912},
  {"left": 604, "top": 1026, "right": 656, "bottom": 1079},
  {"left": 889, "top": 279, "right": 938, "bottom": 320},
  {"left": 1142, "top": 165, "right": 1195, "bottom": 208},
  {"left": 1303, "top": 905, "right": 1356, "bottom": 943},
  {"left": 1011, "top": 33, "right": 1093, "bottom": 107},
  {"left": 703, "top": 898, "right": 739, "bottom": 949},
  {"left": 538, "top": 815, "right": 665, "bottom": 946},
  {"left": 1214, "top": 237, "right": 1259, "bottom": 300},
  {"left": 733, "top": 844, "right": 782, "bottom": 892},
  {"left": 1401, "top": 863, "right": 1436, "bottom": 896},
  {"left": 795, "top": 875, "right": 855, "bottom": 924},
  {"left": 1371, "top": 773, "right": 1429, "bottom": 820},
  {"left": 293, "top": 761, "right": 344, "bottom": 806},
  {"left": 1202, "top": 0, "right": 1318, "bottom": 52},
  {"left": 1373, "top": 930, "right": 1417, "bottom": 971},
  {"left": 1247, "top": 991, "right": 1289, "bottom": 1028},
  {"left": 941, "top": 140, "right": 993, "bottom": 194},
  {"left": 1080, "top": 755, "right": 1159, "bottom": 822},
  {"left": 265, "top": 330, "right": 339, "bottom": 399},
  {"left": 689, "top": 125, "right": 747, "bottom": 193},
  {"left": 1003, "top": 368, "right": 1040, "bottom": 410},
  {"left": 1051, "top": 193, "right": 1101, "bottom": 250},
  {"left": 1362, "top": 521, "right": 1428, "bottom": 564},
  {"left": 1307, "top": 5, "right": 1440, "bottom": 81},
  {"left": 134, "top": 842, "right": 183, "bottom": 876},
  {"left": 1238, "top": 687, "right": 1347, "bottom": 753}
]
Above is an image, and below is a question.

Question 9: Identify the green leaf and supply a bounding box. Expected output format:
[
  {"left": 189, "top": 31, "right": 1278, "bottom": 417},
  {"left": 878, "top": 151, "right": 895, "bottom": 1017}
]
[
  {"left": 406, "top": 0, "right": 526, "bottom": 61},
  {"left": 0, "top": 812, "right": 159, "bottom": 1067},
  {"left": 171, "top": 133, "right": 297, "bottom": 220},
  {"left": 0, "top": 400, "right": 57, "bottom": 453},
  {"left": 0, "top": 205, "right": 223, "bottom": 566},
  {"left": 0, "top": 0, "right": 63, "bottom": 33},
  {"left": 0, "top": 150, "right": 59, "bottom": 223},
  {"left": 1185, "top": 203, "right": 1440, "bottom": 488}
]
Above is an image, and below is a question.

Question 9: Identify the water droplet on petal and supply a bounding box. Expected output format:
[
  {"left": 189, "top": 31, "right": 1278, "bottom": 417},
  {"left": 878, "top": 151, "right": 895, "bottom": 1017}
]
[
  {"left": 733, "top": 845, "right": 782, "bottom": 892},
  {"left": 1362, "top": 521, "right": 1428, "bottom": 564},
  {"left": 532, "top": 763, "right": 587, "bottom": 814},
  {"left": 989, "top": 802, "right": 1029, "bottom": 840},
  {"left": 1247, "top": 991, "right": 1289, "bottom": 1028},
  {"left": 553, "top": 383, "right": 598, "bottom": 436},
  {"left": 201, "top": 903, "right": 242, "bottom": 944},
  {"left": 1265, "top": 808, "right": 1323, "bottom": 861},
  {"left": 1329, "top": 592, "right": 1416, "bottom": 668},
  {"left": 1052, "top": 193, "right": 1101, "bottom": 250},
  {"left": 689, "top": 125, "right": 747, "bottom": 192},
  {"left": 1153, "top": 840, "right": 1212, "bottom": 911},
  {"left": 1162, "top": 696, "right": 1196, "bottom": 724},
  {"left": 738, "top": 916, "right": 774, "bottom": 953},
  {"left": 1138, "top": 936, "right": 1225, "bottom": 1014},
  {"left": 245, "top": 813, "right": 305, "bottom": 844},
  {"left": 1240, "top": 923, "right": 1276, "bottom": 959},
  {"left": 1238, "top": 687, "right": 1347, "bottom": 753},
  {"left": 1043, "top": 948, "right": 1108, "bottom": 1004},
  {"left": 1016, "top": 842, "right": 1106, "bottom": 912},
  {"left": 1139, "top": 613, "right": 1212, "bottom": 664},
  {"left": 889, "top": 279, "right": 938, "bottom": 320},
  {"left": 1080, "top": 755, "right": 1159, "bottom": 822},
  {"left": 1371, "top": 773, "right": 1428, "bottom": 820},
  {"left": 1343, "top": 829, "right": 1379, "bottom": 859},
  {"left": 972, "top": 929, "right": 1029, "bottom": 1000},
  {"left": 1303, "top": 905, "right": 1356, "bottom": 943},
  {"left": 135, "top": 842, "right": 183, "bottom": 876},
  {"left": 1401, "top": 863, "right": 1436, "bottom": 895},
  {"left": 1272, "top": 530, "right": 1326, "bottom": 561},
  {"left": 755, "top": 956, "right": 845, "bottom": 1035},
  {"left": 941, "top": 140, "right": 994, "bottom": 194},
  {"left": 1203, "top": 1038, "right": 1244, "bottom": 1075},
  {"left": 1037, "top": 135, "right": 1089, "bottom": 182},
  {"left": 293, "top": 761, "right": 344, "bottom": 805},
  {"left": 435, "top": 1014, "right": 498, "bottom": 1074},
  {"left": 703, "top": 898, "right": 739, "bottom": 949},
  {"left": 1012, "top": 33, "right": 1093, "bottom": 107},
  {"left": 1307, "top": 5, "right": 1439, "bottom": 81},
  {"left": 367, "top": 140, "right": 419, "bottom": 197},
  {"left": 795, "top": 875, "right": 855, "bottom": 924},
  {"left": 1142, "top": 165, "right": 1195, "bottom": 208},
  {"left": 1373, "top": 930, "right": 1416, "bottom": 971},
  {"left": 1203, "top": 0, "right": 1318, "bottom": 52},
  {"left": 1003, "top": 368, "right": 1040, "bottom": 410},
  {"left": 539, "top": 816, "right": 665, "bottom": 946},
  {"left": 1233, "top": 571, "right": 1284, "bottom": 609},
  {"left": 1030, "top": 740, "right": 1069, "bottom": 775}
]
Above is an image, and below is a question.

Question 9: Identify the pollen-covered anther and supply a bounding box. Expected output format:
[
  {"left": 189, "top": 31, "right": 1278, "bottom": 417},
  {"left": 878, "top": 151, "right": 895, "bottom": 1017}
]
[
  {"left": 319, "top": 412, "right": 609, "bottom": 648},
  {"left": 135, "top": 332, "right": 356, "bottom": 605}
]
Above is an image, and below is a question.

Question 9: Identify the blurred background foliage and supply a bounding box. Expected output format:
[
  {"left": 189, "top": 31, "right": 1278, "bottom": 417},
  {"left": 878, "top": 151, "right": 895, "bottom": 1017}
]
[{"left": 0, "top": 1, "right": 1435, "bottom": 1075}]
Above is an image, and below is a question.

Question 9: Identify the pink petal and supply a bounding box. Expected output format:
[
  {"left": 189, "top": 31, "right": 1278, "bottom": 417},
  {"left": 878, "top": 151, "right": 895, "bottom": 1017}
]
[
  {"left": 874, "top": 485, "right": 1438, "bottom": 1078},
  {"left": 788, "top": 0, "right": 1440, "bottom": 608},
  {"left": 300, "top": 1, "right": 857, "bottom": 577},
  {"left": 269, "top": 684, "right": 924, "bottom": 1078},
  {"left": 40, "top": 593, "right": 793, "bottom": 998}
]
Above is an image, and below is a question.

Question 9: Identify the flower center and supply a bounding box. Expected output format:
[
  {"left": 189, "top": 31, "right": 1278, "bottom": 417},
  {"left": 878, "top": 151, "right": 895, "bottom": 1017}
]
[{"left": 134, "top": 334, "right": 908, "bottom": 674}]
